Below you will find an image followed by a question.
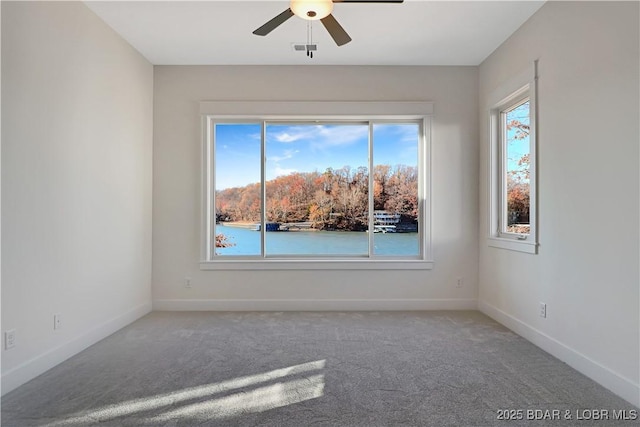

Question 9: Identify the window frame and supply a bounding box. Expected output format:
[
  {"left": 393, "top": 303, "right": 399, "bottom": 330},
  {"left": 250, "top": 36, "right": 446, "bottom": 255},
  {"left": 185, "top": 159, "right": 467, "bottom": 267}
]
[
  {"left": 488, "top": 68, "right": 538, "bottom": 254},
  {"left": 199, "top": 101, "right": 434, "bottom": 270}
]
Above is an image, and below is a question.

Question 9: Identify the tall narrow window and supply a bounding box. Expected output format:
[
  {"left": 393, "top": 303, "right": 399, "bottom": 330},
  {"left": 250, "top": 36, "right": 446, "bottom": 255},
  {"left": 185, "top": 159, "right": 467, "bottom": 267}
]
[
  {"left": 489, "top": 76, "right": 537, "bottom": 254},
  {"left": 372, "top": 123, "right": 420, "bottom": 256},
  {"left": 502, "top": 98, "right": 530, "bottom": 236},
  {"left": 214, "top": 123, "right": 262, "bottom": 256}
]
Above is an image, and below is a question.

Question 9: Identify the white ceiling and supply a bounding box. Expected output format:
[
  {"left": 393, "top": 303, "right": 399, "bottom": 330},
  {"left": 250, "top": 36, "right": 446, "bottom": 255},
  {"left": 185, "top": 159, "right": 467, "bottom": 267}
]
[{"left": 85, "top": 0, "right": 545, "bottom": 66}]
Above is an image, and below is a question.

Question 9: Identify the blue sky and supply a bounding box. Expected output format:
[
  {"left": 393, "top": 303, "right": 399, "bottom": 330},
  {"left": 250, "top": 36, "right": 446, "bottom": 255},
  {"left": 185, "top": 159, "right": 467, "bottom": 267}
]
[
  {"left": 505, "top": 102, "right": 530, "bottom": 178},
  {"left": 215, "top": 123, "right": 419, "bottom": 190}
]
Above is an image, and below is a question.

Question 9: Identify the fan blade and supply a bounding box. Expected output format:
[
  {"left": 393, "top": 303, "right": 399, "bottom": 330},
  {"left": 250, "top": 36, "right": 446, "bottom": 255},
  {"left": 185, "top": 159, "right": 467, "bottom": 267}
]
[
  {"left": 321, "top": 14, "right": 352, "bottom": 46},
  {"left": 253, "top": 8, "right": 294, "bottom": 36}
]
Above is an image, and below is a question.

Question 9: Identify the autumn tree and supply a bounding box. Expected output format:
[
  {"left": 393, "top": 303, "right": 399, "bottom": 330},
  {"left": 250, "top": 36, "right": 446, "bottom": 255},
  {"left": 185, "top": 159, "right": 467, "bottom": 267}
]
[
  {"left": 384, "top": 165, "right": 418, "bottom": 218},
  {"left": 216, "top": 163, "right": 418, "bottom": 231},
  {"left": 309, "top": 189, "right": 334, "bottom": 227},
  {"left": 373, "top": 164, "right": 391, "bottom": 210},
  {"left": 215, "top": 233, "right": 234, "bottom": 248},
  {"left": 506, "top": 111, "right": 531, "bottom": 228}
]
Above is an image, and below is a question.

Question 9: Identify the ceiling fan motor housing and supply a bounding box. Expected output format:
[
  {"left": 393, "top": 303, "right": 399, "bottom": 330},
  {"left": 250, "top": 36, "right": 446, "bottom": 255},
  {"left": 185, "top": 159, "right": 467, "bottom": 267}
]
[{"left": 290, "top": 0, "right": 334, "bottom": 20}]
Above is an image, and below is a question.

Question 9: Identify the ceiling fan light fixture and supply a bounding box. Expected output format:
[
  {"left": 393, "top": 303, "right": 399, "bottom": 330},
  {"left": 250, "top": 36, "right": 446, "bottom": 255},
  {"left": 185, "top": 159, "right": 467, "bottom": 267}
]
[{"left": 290, "top": 0, "right": 333, "bottom": 20}]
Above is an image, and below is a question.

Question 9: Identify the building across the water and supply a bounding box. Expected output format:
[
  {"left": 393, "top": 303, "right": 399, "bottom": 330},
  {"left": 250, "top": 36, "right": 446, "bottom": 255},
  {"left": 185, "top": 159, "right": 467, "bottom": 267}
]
[
  {"left": 373, "top": 211, "right": 401, "bottom": 233},
  {"left": 253, "top": 222, "right": 281, "bottom": 232}
]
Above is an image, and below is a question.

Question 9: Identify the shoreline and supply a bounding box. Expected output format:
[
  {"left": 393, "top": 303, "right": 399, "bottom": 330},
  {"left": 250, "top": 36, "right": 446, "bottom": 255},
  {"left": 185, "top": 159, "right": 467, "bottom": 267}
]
[
  {"left": 218, "top": 222, "right": 319, "bottom": 232},
  {"left": 217, "top": 222, "right": 417, "bottom": 233},
  {"left": 218, "top": 221, "right": 256, "bottom": 229}
]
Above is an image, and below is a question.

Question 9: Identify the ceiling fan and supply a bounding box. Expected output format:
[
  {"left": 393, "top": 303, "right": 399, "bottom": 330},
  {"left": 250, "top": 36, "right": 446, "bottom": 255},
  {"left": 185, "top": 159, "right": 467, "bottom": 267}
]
[{"left": 253, "top": 0, "right": 404, "bottom": 47}]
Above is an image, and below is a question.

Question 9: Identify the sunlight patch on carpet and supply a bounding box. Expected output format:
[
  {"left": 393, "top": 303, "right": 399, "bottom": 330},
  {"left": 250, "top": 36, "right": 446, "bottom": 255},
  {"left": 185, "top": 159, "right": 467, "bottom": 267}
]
[
  {"left": 149, "top": 374, "right": 325, "bottom": 422},
  {"left": 43, "top": 359, "right": 326, "bottom": 426}
]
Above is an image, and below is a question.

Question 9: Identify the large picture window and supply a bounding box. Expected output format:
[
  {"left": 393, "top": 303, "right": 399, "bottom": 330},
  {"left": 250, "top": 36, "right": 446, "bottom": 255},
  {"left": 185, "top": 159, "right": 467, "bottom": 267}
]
[{"left": 200, "top": 102, "right": 432, "bottom": 269}]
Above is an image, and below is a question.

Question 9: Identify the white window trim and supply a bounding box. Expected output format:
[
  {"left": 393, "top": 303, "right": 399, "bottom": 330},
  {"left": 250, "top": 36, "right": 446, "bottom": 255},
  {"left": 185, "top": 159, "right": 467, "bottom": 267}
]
[
  {"left": 488, "top": 65, "right": 538, "bottom": 254},
  {"left": 199, "top": 101, "right": 434, "bottom": 270}
]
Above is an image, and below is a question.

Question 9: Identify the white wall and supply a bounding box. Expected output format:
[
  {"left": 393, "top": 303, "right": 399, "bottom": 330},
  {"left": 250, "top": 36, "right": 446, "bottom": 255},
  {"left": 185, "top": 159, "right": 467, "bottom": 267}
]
[
  {"left": 153, "top": 65, "right": 479, "bottom": 310},
  {"left": 478, "top": 1, "right": 639, "bottom": 405},
  {"left": 1, "top": 1, "right": 153, "bottom": 394}
]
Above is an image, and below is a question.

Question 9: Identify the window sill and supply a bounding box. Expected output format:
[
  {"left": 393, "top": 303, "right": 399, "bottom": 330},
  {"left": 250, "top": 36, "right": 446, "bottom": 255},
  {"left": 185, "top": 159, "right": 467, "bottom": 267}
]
[
  {"left": 488, "top": 237, "right": 538, "bottom": 254},
  {"left": 200, "top": 259, "right": 434, "bottom": 271}
]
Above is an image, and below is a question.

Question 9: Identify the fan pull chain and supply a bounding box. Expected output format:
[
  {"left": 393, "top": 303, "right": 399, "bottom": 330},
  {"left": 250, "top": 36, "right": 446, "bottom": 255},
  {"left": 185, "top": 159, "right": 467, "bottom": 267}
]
[
  {"left": 309, "top": 21, "right": 312, "bottom": 58},
  {"left": 306, "top": 21, "right": 314, "bottom": 59}
]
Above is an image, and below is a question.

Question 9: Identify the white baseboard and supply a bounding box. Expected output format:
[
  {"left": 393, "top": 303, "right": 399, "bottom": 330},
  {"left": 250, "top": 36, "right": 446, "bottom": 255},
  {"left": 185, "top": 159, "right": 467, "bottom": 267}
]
[
  {"left": 1, "top": 302, "right": 152, "bottom": 396},
  {"left": 478, "top": 300, "right": 640, "bottom": 408},
  {"left": 153, "top": 298, "right": 478, "bottom": 312}
]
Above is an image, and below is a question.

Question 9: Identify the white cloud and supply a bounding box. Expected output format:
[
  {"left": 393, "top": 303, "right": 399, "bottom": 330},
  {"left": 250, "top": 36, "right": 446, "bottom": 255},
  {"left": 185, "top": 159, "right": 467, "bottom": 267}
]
[
  {"left": 397, "top": 126, "right": 420, "bottom": 143},
  {"left": 374, "top": 123, "right": 419, "bottom": 143},
  {"left": 267, "top": 148, "right": 300, "bottom": 179},
  {"left": 314, "top": 125, "right": 368, "bottom": 147},
  {"left": 268, "top": 149, "right": 298, "bottom": 163},
  {"left": 269, "top": 125, "right": 368, "bottom": 148},
  {"left": 274, "top": 132, "right": 306, "bottom": 143},
  {"left": 273, "top": 167, "right": 298, "bottom": 177}
]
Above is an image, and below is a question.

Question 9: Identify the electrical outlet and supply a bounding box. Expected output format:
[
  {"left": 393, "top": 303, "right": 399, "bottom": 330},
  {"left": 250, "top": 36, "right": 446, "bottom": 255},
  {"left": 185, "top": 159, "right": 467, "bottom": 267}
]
[
  {"left": 539, "top": 302, "right": 547, "bottom": 318},
  {"left": 54, "top": 314, "right": 62, "bottom": 330},
  {"left": 5, "top": 330, "right": 16, "bottom": 349},
  {"left": 185, "top": 277, "right": 192, "bottom": 289},
  {"left": 456, "top": 278, "right": 463, "bottom": 288}
]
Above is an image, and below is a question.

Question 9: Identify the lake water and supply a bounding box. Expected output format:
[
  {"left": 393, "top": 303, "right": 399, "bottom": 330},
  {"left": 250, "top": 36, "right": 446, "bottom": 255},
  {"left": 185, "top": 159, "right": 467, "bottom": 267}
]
[{"left": 215, "top": 224, "right": 419, "bottom": 256}]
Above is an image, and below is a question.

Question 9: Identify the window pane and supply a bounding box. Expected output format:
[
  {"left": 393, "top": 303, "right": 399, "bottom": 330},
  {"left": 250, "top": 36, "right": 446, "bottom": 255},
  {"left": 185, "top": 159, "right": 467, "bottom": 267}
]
[
  {"left": 504, "top": 100, "right": 530, "bottom": 234},
  {"left": 265, "top": 123, "right": 369, "bottom": 255},
  {"left": 372, "top": 124, "right": 420, "bottom": 256},
  {"left": 214, "top": 123, "right": 262, "bottom": 256}
]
